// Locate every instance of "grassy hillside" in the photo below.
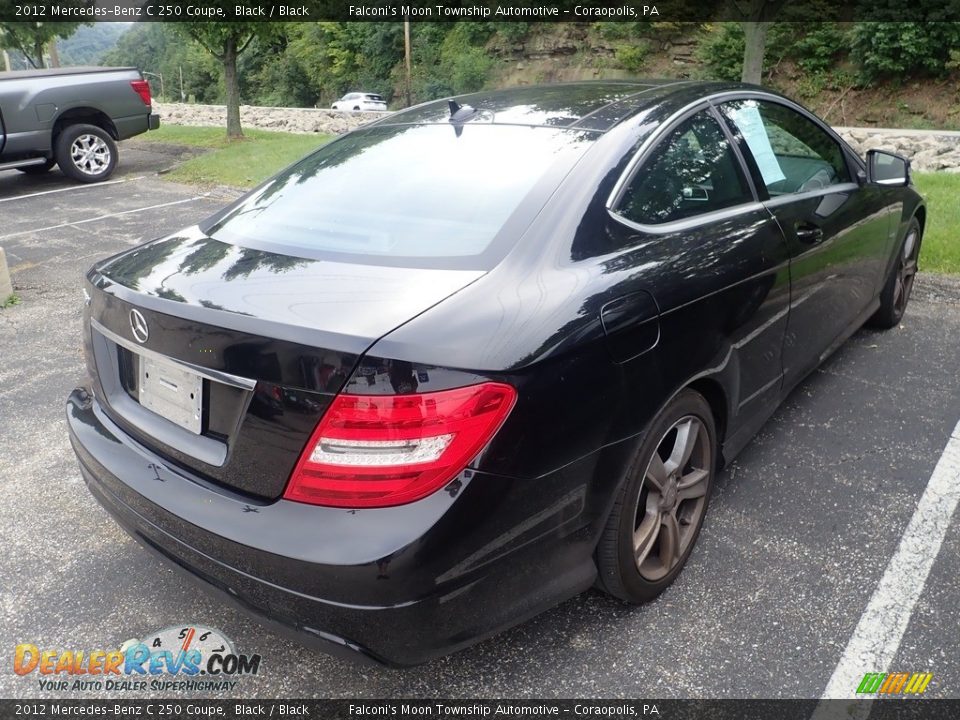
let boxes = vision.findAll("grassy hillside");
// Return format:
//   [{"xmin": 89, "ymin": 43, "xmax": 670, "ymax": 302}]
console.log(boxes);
[{"xmin": 480, "ymin": 24, "xmax": 960, "ymax": 130}]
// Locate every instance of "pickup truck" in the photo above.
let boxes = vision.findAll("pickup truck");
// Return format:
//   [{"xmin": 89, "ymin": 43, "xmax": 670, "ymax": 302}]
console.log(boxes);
[{"xmin": 0, "ymin": 66, "xmax": 160, "ymax": 183}]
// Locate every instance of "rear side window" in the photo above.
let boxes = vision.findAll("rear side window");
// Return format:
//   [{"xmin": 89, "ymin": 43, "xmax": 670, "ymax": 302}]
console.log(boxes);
[
  {"xmin": 209, "ymin": 124, "xmax": 595, "ymax": 268},
  {"xmin": 720, "ymin": 99, "xmax": 850, "ymax": 195},
  {"xmin": 615, "ymin": 110, "xmax": 752, "ymax": 226}
]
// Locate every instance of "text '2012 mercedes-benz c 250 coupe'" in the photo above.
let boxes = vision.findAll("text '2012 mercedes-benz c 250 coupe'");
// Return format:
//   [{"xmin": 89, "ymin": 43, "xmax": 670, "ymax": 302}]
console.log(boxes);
[{"xmin": 67, "ymin": 82, "xmax": 925, "ymax": 666}]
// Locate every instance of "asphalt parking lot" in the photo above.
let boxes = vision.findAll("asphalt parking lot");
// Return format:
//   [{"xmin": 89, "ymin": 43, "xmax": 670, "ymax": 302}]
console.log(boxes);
[{"xmin": 1, "ymin": 149, "xmax": 959, "ymax": 701}]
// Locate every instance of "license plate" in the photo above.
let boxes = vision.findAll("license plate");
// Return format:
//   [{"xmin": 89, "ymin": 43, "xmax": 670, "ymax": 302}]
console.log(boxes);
[{"xmin": 138, "ymin": 355, "xmax": 203, "ymax": 434}]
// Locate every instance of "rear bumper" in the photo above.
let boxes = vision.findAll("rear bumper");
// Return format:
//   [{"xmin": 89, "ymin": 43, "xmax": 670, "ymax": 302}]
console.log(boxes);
[
  {"xmin": 113, "ymin": 113, "xmax": 159, "ymax": 140},
  {"xmin": 66, "ymin": 387, "xmax": 598, "ymax": 666}
]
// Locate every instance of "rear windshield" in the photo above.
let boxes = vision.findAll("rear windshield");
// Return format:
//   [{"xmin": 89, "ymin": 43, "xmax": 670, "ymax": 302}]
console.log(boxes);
[
  {"xmin": 366, "ymin": 94, "xmax": 385, "ymax": 101},
  {"xmin": 207, "ymin": 124, "xmax": 596, "ymax": 269}
]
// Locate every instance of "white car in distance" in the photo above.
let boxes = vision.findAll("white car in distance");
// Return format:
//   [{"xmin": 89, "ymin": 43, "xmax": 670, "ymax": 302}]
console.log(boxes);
[{"xmin": 331, "ymin": 92, "xmax": 388, "ymax": 112}]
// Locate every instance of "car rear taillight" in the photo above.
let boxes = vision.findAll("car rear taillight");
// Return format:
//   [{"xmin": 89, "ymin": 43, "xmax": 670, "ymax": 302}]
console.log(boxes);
[
  {"xmin": 130, "ymin": 80, "xmax": 151, "ymax": 106},
  {"xmin": 284, "ymin": 382, "xmax": 516, "ymax": 508}
]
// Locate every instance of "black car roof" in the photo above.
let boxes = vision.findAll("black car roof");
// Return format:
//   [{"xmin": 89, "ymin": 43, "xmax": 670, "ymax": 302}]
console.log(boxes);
[{"xmin": 374, "ymin": 80, "xmax": 753, "ymax": 133}]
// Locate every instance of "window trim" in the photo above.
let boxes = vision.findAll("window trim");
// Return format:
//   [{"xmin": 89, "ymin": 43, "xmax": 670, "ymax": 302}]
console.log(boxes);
[
  {"xmin": 761, "ymin": 182, "xmax": 861, "ymax": 209},
  {"xmin": 608, "ymin": 199, "xmax": 767, "ymax": 236},
  {"xmin": 606, "ymin": 101, "xmax": 759, "ymax": 227}
]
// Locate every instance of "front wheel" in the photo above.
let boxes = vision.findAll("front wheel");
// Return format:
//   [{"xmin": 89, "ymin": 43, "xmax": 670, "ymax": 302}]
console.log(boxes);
[
  {"xmin": 55, "ymin": 124, "xmax": 118, "ymax": 183},
  {"xmin": 596, "ymin": 389, "xmax": 716, "ymax": 603},
  {"xmin": 868, "ymin": 217, "xmax": 921, "ymax": 329}
]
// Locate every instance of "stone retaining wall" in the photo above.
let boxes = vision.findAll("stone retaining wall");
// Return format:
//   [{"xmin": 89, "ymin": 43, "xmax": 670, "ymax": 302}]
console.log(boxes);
[
  {"xmin": 839, "ymin": 129, "xmax": 960, "ymax": 173},
  {"xmin": 154, "ymin": 102, "xmax": 387, "ymax": 136},
  {"xmin": 154, "ymin": 102, "xmax": 960, "ymax": 172}
]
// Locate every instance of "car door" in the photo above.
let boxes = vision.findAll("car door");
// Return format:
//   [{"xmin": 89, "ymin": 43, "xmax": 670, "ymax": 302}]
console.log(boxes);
[
  {"xmin": 605, "ymin": 107, "xmax": 792, "ymax": 435},
  {"xmin": 715, "ymin": 96, "xmax": 893, "ymax": 389}
]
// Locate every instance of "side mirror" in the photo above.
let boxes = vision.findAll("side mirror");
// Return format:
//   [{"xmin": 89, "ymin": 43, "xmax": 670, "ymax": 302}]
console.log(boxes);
[{"xmin": 866, "ymin": 149, "xmax": 910, "ymax": 187}]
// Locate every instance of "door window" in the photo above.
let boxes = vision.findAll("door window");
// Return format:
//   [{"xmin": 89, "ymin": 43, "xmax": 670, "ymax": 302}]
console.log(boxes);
[
  {"xmin": 615, "ymin": 110, "xmax": 752, "ymax": 226},
  {"xmin": 720, "ymin": 99, "xmax": 850, "ymax": 196}
]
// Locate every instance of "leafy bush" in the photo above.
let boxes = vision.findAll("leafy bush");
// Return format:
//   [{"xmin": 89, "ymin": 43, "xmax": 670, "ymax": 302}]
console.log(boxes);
[
  {"xmin": 439, "ymin": 25, "xmax": 493, "ymax": 93},
  {"xmin": 795, "ymin": 69, "xmax": 858, "ymax": 101},
  {"xmin": 788, "ymin": 24, "xmax": 849, "ymax": 73},
  {"xmin": 695, "ymin": 23, "xmax": 744, "ymax": 81},
  {"xmin": 696, "ymin": 21, "xmax": 851, "ymax": 83},
  {"xmin": 615, "ymin": 40, "xmax": 651, "ymax": 74},
  {"xmin": 244, "ymin": 49, "xmax": 318, "ymax": 108},
  {"xmin": 851, "ymin": 22, "xmax": 960, "ymax": 79},
  {"xmin": 949, "ymin": 49, "xmax": 960, "ymax": 72}
]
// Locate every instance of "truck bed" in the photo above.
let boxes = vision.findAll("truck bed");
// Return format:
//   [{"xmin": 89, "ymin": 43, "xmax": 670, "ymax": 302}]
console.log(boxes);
[{"xmin": 0, "ymin": 67, "xmax": 139, "ymax": 81}]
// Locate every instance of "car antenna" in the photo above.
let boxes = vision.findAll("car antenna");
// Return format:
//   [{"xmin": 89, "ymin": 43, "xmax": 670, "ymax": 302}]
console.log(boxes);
[
  {"xmin": 447, "ymin": 99, "xmax": 479, "ymax": 137},
  {"xmin": 447, "ymin": 99, "xmax": 479, "ymax": 123}
]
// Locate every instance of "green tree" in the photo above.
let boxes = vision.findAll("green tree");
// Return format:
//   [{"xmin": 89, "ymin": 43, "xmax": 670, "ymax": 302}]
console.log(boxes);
[
  {"xmin": 102, "ymin": 23, "xmax": 219, "ymax": 103},
  {"xmin": 0, "ymin": 8, "xmax": 86, "ymax": 68},
  {"xmin": 287, "ymin": 22, "xmax": 403, "ymax": 106},
  {"xmin": 243, "ymin": 39, "xmax": 318, "ymax": 108},
  {"xmin": 174, "ymin": 23, "xmax": 278, "ymax": 138}
]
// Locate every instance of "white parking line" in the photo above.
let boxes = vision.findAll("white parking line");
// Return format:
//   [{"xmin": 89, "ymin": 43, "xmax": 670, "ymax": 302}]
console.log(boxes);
[
  {"xmin": 0, "ymin": 196, "xmax": 207, "ymax": 241},
  {"xmin": 0, "ymin": 176, "xmax": 144, "ymax": 204},
  {"xmin": 812, "ymin": 418, "xmax": 960, "ymax": 715}
]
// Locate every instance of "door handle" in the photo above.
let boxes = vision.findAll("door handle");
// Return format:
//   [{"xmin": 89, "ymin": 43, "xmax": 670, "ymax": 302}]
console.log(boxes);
[{"xmin": 796, "ymin": 223, "xmax": 824, "ymax": 244}]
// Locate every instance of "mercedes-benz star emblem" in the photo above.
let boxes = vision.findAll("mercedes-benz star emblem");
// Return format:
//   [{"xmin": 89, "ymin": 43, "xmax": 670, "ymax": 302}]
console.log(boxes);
[{"xmin": 129, "ymin": 309, "xmax": 149, "ymax": 344}]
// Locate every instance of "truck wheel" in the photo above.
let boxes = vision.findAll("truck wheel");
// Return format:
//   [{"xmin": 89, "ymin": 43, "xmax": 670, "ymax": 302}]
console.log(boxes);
[
  {"xmin": 17, "ymin": 159, "xmax": 56, "ymax": 175},
  {"xmin": 55, "ymin": 124, "xmax": 118, "ymax": 183}
]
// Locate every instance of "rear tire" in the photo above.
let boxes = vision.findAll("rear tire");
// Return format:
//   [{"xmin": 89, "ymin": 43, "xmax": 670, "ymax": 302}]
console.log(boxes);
[
  {"xmin": 596, "ymin": 390, "xmax": 716, "ymax": 603},
  {"xmin": 868, "ymin": 217, "xmax": 921, "ymax": 330},
  {"xmin": 55, "ymin": 124, "xmax": 118, "ymax": 183},
  {"xmin": 17, "ymin": 159, "xmax": 56, "ymax": 175}
]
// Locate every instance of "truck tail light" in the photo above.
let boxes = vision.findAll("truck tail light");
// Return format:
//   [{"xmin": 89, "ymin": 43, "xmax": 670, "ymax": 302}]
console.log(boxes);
[
  {"xmin": 130, "ymin": 80, "xmax": 152, "ymax": 106},
  {"xmin": 284, "ymin": 382, "xmax": 516, "ymax": 508}
]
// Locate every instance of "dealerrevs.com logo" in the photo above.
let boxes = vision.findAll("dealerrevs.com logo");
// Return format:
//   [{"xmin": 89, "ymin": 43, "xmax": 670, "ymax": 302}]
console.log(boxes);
[{"xmin": 14, "ymin": 625, "xmax": 261, "ymax": 692}]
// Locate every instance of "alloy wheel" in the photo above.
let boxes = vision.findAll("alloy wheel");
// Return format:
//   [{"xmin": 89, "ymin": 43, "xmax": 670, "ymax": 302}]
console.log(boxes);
[
  {"xmin": 633, "ymin": 415, "xmax": 712, "ymax": 582},
  {"xmin": 893, "ymin": 228, "xmax": 920, "ymax": 317},
  {"xmin": 70, "ymin": 134, "xmax": 111, "ymax": 176}
]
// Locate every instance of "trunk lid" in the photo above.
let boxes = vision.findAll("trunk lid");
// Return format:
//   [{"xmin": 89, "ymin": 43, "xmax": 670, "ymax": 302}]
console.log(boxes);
[{"xmin": 84, "ymin": 230, "xmax": 483, "ymax": 500}]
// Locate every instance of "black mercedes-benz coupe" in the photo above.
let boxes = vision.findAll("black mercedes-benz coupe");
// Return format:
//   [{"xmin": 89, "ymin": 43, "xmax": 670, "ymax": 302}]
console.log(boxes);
[{"xmin": 67, "ymin": 81, "xmax": 925, "ymax": 666}]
